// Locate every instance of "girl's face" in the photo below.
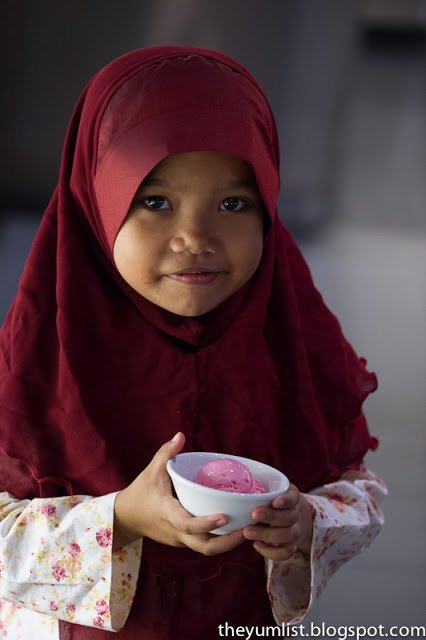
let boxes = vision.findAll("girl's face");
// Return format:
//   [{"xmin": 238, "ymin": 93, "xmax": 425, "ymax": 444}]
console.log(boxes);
[{"xmin": 113, "ymin": 151, "xmax": 265, "ymax": 317}]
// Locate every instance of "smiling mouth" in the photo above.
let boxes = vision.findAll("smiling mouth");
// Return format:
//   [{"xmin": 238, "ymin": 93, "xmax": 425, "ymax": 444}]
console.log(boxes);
[{"xmin": 167, "ymin": 272, "xmax": 221, "ymax": 285}]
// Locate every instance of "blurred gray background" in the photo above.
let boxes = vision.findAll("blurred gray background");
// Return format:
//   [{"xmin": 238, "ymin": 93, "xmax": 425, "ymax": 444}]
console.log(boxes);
[{"xmin": 1, "ymin": 0, "xmax": 425, "ymax": 635}]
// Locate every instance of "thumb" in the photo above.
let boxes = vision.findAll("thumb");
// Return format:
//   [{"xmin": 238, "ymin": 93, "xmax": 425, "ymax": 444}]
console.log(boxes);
[
  {"xmin": 168, "ymin": 431, "xmax": 185, "ymax": 456},
  {"xmin": 151, "ymin": 432, "xmax": 186, "ymax": 471}
]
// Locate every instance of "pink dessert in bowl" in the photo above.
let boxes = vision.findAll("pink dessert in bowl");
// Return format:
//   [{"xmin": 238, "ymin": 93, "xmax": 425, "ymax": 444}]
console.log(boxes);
[
  {"xmin": 166, "ymin": 452, "xmax": 289, "ymax": 534},
  {"xmin": 195, "ymin": 458, "xmax": 265, "ymax": 494}
]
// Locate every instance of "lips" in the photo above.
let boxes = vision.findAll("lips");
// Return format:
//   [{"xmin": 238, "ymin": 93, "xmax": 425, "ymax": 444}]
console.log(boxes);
[
  {"xmin": 169, "ymin": 266, "xmax": 222, "ymax": 274},
  {"xmin": 165, "ymin": 264, "xmax": 226, "ymax": 285},
  {"xmin": 167, "ymin": 271, "xmax": 221, "ymax": 285}
]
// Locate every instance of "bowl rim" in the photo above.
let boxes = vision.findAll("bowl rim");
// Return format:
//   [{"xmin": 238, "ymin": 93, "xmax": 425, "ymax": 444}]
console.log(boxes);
[{"xmin": 166, "ymin": 451, "xmax": 289, "ymax": 498}]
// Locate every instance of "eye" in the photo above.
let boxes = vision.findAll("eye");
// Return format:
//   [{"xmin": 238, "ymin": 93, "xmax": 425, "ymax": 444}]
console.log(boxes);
[
  {"xmin": 142, "ymin": 195, "xmax": 171, "ymax": 210},
  {"xmin": 219, "ymin": 197, "xmax": 247, "ymax": 212}
]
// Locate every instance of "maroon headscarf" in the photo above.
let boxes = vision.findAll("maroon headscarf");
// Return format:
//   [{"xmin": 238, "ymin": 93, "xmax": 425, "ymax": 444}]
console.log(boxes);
[{"xmin": 0, "ymin": 46, "xmax": 377, "ymax": 638}]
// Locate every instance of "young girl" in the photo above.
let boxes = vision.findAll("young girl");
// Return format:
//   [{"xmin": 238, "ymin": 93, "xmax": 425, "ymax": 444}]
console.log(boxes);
[{"xmin": 0, "ymin": 46, "xmax": 386, "ymax": 639}]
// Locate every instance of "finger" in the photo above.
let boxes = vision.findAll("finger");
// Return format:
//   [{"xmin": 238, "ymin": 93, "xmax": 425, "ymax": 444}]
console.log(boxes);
[
  {"xmin": 186, "ymin": 529, "xmax": 245, "ymax": 557},
  {"xmin": 251, "ymin": 504, "xmax": 299, "ymax": 527},
  {"xmin": 243, "ymin": 523, "xmax": 299, "ymax": 547},
  {"xmin": 150, "ymin": 432, "xmax": 186, "ymax": 473},
  {"xmin": 166, "ymin": 498, "xmax": 245, "ymax": 555},
  {"xmin": 168, "ymin": 431, "xmax": 186, "ymax": 456},
  {"xmin": 252, "ymin": 540, "xmax": 298, "ymax": 562},
  {"xmin": 166, "ymin": 498, "xmax": 229, "ymax": 536},
  {"xmin": 271, "ymin": 484, "xmax": 299, "ymax": 510}
]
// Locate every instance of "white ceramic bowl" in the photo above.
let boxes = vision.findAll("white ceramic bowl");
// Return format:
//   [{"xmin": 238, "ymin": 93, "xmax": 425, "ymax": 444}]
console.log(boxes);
[{"xmin": 166, "ymin": 451, "xmax": 289, "ymax": 535}]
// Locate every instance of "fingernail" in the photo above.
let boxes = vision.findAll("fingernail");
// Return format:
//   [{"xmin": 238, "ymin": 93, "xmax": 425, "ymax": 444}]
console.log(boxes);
[
  {"xmin": 215, "ymin": 518, "xmax": 226, "ymax": 527},
  {"xmin": 171, "ymin": 433, "xmax": 180, "ymax": 443}
]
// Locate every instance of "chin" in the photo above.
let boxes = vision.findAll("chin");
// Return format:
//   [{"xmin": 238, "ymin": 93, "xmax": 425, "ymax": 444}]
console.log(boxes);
[
  {"xmin": 166, "ymin": 299, "xmax": 221, "ymax": 318},
  {"xmin": 169, "ymin": 305, "xmax": 215, "ymax": 318}
]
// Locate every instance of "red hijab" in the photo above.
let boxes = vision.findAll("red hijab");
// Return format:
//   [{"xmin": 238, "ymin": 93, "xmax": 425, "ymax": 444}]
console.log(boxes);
[{"xmin": 0, "ymin": 46, "xmax": 377, "ymax": 638}]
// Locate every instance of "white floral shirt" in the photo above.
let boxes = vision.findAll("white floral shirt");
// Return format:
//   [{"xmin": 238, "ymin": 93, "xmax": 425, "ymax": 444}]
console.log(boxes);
[
  {"xmin": 267, "ymin": 472, "xmax": 387, "ymax": 622},
  {"xmin": 0, "ymin": 473, "xmax": 387, "ymax": 638}
]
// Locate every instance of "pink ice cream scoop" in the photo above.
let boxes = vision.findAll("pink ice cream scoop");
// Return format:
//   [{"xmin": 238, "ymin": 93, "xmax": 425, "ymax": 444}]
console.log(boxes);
[{"xmin": 194, "ymin": 458, "xmax": 265, "ymax": 494}]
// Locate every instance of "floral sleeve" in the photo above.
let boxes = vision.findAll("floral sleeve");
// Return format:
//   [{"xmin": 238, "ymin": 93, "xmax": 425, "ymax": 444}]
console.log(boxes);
[
  {"xmin": 267, "ymin": 470, "xmax": 388, "ymax": 623},
  {"xmin": 0, "ymin": 491, "xmax": 142, "ymax": 637}
]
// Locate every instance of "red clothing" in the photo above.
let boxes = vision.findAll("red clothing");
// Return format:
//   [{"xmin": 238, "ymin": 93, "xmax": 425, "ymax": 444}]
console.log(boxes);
[{"xmin": 0, "ymin": 46, "xmax": 377, "ymax": 638}]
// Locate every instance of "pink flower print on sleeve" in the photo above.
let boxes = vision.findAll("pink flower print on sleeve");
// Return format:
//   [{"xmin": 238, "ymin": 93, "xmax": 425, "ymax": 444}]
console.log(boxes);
[
  {"xmin": 49, "ymin": 601, "xmax": 58, "ymax": 611},
  {"xmin": 95, "ymin": 598, "xmax": 110, "ymax": 615},
  {"xmin": 68, "ymin": 542, "xmax": 81, "ymax": 557},
  {"xmin": 96, "ymin": 527, "xmax": 112, "ymax": 548},
  {"xmin": 52, "ymin": 562, "xmax": 67, "ymax": 582},
  {"xmin": 65, "ymin": 602, "xmax": 77, "ymax": 621},
  {"xmin": 120, "ymin": 572, "xmax": 133, "ymax": 588},
  {"xmin": 67, "ymin": 496, "xmax": 83, "ymax": 509},
  {"xmin": 41, "ymin": 503, "xmax": 57, "ymax": 518},
  {"xmin": 93, "ymin": 615, "xmax": 105, "ymax": 628}
]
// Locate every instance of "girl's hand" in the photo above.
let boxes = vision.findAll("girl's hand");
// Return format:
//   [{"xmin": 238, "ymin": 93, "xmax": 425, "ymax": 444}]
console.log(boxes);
[
  {"xmin": 242, "ymin": 484, "xmax": 313, "ymax": 561},
  {"xmin": 113, "ymin": 432, "xmax": 245, "ymax": 555}
]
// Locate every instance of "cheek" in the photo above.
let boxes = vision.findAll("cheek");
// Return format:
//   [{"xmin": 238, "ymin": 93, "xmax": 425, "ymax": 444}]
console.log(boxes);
[
  {"xmin": 249, "ymin": 241, "xmax": 264, "ymax": 275},
  {"xmin": 228, "ymin": 235, "xmax": 263, "ymax": 282},
  {"xmin": 113, "ymin": 224, "xmax": 156, "ymax": 285},
  {"xmin": 240, "ymin": 224, "xmax": 264, "ymax": 272}
]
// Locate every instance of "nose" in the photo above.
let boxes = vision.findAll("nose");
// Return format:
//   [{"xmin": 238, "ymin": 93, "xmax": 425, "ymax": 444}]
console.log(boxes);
[{"xmin": 169, "ymin": 208, "xmax": 216, "ymax": 255}]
